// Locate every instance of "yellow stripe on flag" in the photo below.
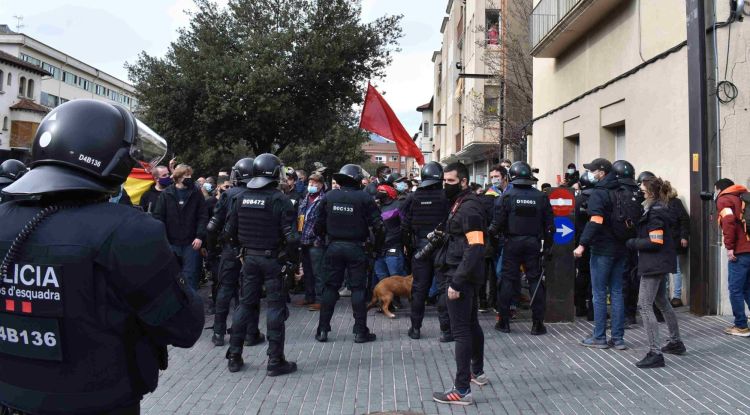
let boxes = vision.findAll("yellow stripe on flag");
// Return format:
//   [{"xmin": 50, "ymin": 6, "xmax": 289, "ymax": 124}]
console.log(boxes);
[{"xmin": 124, "ymin": 168, "xmax": 154, "ymax": 205}]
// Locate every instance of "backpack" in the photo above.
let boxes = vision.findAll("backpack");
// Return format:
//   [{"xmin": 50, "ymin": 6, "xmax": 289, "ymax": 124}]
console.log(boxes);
[
  {"xmin": 740, "ymin": 192, "xmax": 750, "ymax": 238},
  {"xmin": 609, "ymin": 185, "xmax": 643, "ymax": 241}
]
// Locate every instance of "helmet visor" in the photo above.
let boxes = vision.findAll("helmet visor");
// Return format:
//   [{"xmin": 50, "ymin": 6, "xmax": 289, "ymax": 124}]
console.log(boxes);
[{"xmin": 130, "ymin": 119, "xmax": 167, "ymax": 173}]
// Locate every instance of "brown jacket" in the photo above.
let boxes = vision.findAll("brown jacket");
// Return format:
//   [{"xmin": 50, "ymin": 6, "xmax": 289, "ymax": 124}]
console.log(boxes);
[{"xmin": 717, "ymin": 185, "xmax": 750, "ymax": 254}]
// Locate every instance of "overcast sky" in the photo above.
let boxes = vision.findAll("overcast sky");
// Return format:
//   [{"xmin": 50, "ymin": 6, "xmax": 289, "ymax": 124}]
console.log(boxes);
[{"xmin": 0, "ymin": 0, "xmax": 444, "ymax": 134}]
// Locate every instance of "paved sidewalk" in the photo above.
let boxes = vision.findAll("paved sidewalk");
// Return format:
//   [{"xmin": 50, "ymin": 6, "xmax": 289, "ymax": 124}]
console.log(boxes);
[{"xmin": 142, "ymin": 297, "xmax": 750, "ymax": 415}]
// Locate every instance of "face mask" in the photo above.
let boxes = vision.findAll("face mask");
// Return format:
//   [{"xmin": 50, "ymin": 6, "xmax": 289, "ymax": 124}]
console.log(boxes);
[
  {"xmin": 203, "ymin": 183, "xmax": 214, "ymax": 193},
  {"xmin": 491, "ymin": 177, "xmax": 501, "ymax": 186},
  {"xmin": 307, "ymin": 185, "xmax": 319, "ymax": 194},
  {"xmin": 444, "ymin": 182, "xmax": 462, "ymax": 200},
  {"xmin": 157, "ymin": 177, "xmax": 173, "ymax": 187},
  {"xmin": 182, "ymin": 177, "xmax": 194, "ymax": 188},
  {"xmin": 586, "ymin": 171, "xmax": 599, "ymax": 184},
  {"xmin": 295, "ymin": 181, "xmax": 306, "ymax": 193},
  {"xmin": 396, "ymin": 182, "xmax": 408, "ymax": 193},
  {"xmin": 567, "ymin": 169, "xmax": 575, "ymax": 175}
]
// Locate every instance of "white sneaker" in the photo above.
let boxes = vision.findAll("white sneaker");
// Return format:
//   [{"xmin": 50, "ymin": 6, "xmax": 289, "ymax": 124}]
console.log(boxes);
[{"xmin": 338, "ymin": 287, "xmax": 351, "ymax": 297}]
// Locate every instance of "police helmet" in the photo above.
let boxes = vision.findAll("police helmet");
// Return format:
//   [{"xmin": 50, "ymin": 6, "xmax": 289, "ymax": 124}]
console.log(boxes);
[
  {"xmin": 384, "ymin": 172, "xmax": 404, "ymax": 186},
  {"xmin": 419, "ymin": 162, "xmax": 443, "ymax": 188},
  {"xmin": 248, "ymin": 153, "xmax": 282, "ymax": 189},
  {"xmin": 333, "ymin": 164, "xmax": 365, "ymax": 188},
  {"xmin": 637, "ymin": 171, "xmax": 656, "ymax": 185},
  {"xmin": 3, "ymin": 100, "xmax": 167, "ymax": 196},
  {"xmin": 508, "ymin": 161, "xmax": 538, "ymax": 186},
  {"xmin": 0, "ymin": 159, "xmax": 27, "ymax": 185},
  {"xmin": 578, "ymin": 169, "xmax": 594, "ymax": 189},
  {"xmin": 231, "ymin": 157, "xmax": 254, "ymax": 185},
  {"xmin": 613, "ymin": 160, "xmax": 637, "ymax": 186}
]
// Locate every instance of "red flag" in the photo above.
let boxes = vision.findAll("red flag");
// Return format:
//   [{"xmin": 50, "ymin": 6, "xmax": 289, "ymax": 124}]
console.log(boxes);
[{"xmin": 359, "ymin": 83, "xmax": 425, "ymax": 165}]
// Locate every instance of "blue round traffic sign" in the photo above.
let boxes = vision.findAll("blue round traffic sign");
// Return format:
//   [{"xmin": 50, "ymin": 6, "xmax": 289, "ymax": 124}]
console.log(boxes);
[{"xmin": 553, "ymin": 216, "xmax": 575, "ymax": 245}]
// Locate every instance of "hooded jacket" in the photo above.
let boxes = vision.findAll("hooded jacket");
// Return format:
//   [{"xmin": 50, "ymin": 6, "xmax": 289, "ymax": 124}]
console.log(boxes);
[
  {"xmin": 153, "ymin": 184, "xmax": 209, "ymax": 245},
  {"xmin": 716, "ymin": 185, "xmax": 750, "ymax": 255},
  {"xmin": 579, "ymin": 172, "xmax": 627, "ymax": 256}
]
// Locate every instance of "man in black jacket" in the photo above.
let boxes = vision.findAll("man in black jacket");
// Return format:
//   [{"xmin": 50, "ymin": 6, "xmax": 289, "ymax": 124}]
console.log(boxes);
[
  {"xmin": 154, "ymin": 164, "xmax": 209, "ymax": 291},
  {"xmin": 432, "ymin": 162, "xmax": 487, "ymax": 406},
  {"xmin": 139, "ymin": 165, "xmax": 171, "ymax": 213}
]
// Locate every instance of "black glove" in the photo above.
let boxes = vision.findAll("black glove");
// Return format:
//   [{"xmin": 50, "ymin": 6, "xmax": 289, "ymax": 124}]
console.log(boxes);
[{"xmin": 625, "ymin": 238, "xmax": 637, "ymax": 250}]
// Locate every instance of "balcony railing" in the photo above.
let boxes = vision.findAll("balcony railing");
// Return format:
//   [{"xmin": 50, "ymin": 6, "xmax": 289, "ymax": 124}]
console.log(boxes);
[{"xmin": 530, "ymin": 0, "xmax": 582, "ymax": 48}]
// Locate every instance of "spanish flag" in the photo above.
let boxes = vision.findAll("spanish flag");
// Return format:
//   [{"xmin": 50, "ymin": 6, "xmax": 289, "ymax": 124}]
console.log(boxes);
[{"xmin": 124, "ymin": 168, "xmax": 154, "ymax": 206}]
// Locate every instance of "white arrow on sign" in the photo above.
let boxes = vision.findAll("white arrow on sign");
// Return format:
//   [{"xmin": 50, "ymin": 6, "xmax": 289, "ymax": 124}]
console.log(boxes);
[
  {"xmin": 550, "ymin": 198, "xmax": 573, "ymax": 206},
  {"xmin": 556, "ymin": 223, "xmax": 573, "ymax": 237}
]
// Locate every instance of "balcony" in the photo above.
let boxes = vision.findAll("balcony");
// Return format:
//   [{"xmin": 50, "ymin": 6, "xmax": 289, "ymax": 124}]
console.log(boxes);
[{"xmin": 530, "ymin": 0, "xmax": 625, "ymax": 58}]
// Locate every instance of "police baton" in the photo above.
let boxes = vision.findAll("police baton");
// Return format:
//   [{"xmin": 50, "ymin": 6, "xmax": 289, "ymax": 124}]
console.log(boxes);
[{"xmin": 529, "ymin": 241, "xmax": 547, "ymax": 307}]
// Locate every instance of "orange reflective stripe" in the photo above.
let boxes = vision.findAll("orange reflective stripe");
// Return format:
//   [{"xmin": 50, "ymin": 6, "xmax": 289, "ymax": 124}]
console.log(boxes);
[
  {"xmin": 649, "ymin": 229, "xmax": 664, "ymax": 245},
  {"xmin": 720, "ymin": 207, "xmax": 734, "ymax": 218},
  {"xmin": 590, "ymin": 215, "xmax": 604, "ymax": 224},
  {"xmin": 465, "ymin": 231, "xmax": 484, "ymax": 245}
]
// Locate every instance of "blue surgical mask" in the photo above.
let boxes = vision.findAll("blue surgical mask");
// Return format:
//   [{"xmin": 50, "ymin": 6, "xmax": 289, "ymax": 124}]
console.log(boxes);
[
  {"xmin": 567, "ymin": 169, "xmax": 575, "ymax": 175},
  {"xmin": 307, "ymin": 185, "xmax": 319, "ymax": 194},
  {"xmin": 586, "ymin": 171, "xmax": 599, "ymax": 184},
  {"xmin": 491, "ymin": 177, "xmax": 501, "ymax": 186},
  {"xmin": 203, "ymin": 183, "xmax": 214, "ymax": 193},
  {"xmin": 396, "ymin": 182, "xmax": 408, "ymax": 193}
]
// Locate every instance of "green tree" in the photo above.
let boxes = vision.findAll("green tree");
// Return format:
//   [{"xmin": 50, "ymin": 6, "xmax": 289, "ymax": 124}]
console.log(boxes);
[{"xmin": 127, "ymin": 0, "xmax": 402, "ymax": 175}]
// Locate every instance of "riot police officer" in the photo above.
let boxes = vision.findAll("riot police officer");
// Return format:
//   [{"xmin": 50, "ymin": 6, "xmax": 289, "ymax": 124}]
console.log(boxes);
[
  {"xmin": 403, "ymin": 162, "xmax": 451, "ymax": 340},
  {"xmin": 431, "ymin": 162, "xmax": 486, "ymax": 406},
  {"xmin": 315, "ymin": 164, "xmax": 384, "ymax": 343},
  {"xmin": 0, "ymin": 159, "xmax": 27, "ymax": 204},
  {"xmin": 0, "ymin": 99, "xmax": 204, "ymax": 414},
  {"xmin": 224, "ymin": 154, "xmax": 298, "ymax": 376},
  {"xmin": 492, "ymin": 161, "xmax": 554, "ymax": 335},
  {"xmin": 207, "ymin": 157, "xmax": 265, "ymax": 347},
  {"xmin": 575, "ymin": 172, "xmax": 595, "ymax": 320}
]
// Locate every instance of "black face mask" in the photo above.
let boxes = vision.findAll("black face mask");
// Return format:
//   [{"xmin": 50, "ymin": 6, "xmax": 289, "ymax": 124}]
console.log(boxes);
[
  {"xmin": 444, "ymin": 182, "xmax": 462, "ymax": 200},
  {"xmin": 182, "ymin": 178, "xmax": 194, "ymax": 188}
]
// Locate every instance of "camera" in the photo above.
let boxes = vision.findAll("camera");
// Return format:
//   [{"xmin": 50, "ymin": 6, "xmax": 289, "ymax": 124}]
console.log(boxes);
[{"xmin": 414, "ymin": 230, "xmax": 446, "ymax": 260}]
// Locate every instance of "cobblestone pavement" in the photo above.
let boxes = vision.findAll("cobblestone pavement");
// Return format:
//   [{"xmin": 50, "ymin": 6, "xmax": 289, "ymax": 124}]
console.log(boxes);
[{"xmin": 142, "ymin": 294, "xmax": 750, "ymax": 415}]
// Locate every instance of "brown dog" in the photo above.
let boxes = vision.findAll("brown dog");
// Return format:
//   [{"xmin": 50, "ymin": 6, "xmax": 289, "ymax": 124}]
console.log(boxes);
[{"xmin": 367, "ymin": 275, "xmax": 413, "ymax": 319}]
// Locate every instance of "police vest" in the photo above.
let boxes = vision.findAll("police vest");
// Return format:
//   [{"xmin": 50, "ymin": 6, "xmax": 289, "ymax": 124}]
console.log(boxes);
[
  {"xmin": 410, "ymin": 188, "xmax": 448, "ymax": 233},
  {"xmin": 237, "ymin": 189, "xmax": 283, "ymax": 250},
  {"xmin": 0, "ymin": 203, "xmax": 164, "ymax": 414},
  {"xmin": 506, "ymin": 187, "xmax": 545, "ymax": 237},
  {"xmin": 325, "ymin": 189, "xmax": 369, "ymax": 242}
]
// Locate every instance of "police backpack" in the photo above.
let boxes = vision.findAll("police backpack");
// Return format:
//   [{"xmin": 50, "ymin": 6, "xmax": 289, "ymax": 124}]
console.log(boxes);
[{"xmin": 609, "ymin": 185, "xmax": 643, "ymax": 241}]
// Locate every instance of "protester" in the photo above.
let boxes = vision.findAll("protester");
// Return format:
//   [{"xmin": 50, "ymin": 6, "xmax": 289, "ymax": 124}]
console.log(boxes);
[
  {"xmin": 666, "ymin": 183, "xmax": 690, "ymax": 307},
  {"xmin": 140, "ymin": 165, "xmax": 171, "ymax": 213},
  {"xmin": 478, "ymin": 164, "xmax": 507, "ymax": 313},
  {"xmin": 626, "ymin": 176, "xmax": 685, "ymax": 368},
  {"xmin": 153, "ymin": 163, "xmax": 209, "ymax": 290},
  {"xmin": 575, "ymin": 158, "xmax": 627, "ymax": 350},
  {"xmin": 296, "ymin": 173, "xmax": 327, "ymax": 310},
  {"xmin": 284, "ymin": 167, "xmax": 303, "ymax": 206},
  {"xmin": 373, "ymin": 183, "xmax": 406, "ymax": 284},
  {"xmin": 715, "ymin": 178, "xmax": 750, "ymax": 337},
  {"xmin": 563, "ymin": 163, "xmax": 580, "ymax": 187}
]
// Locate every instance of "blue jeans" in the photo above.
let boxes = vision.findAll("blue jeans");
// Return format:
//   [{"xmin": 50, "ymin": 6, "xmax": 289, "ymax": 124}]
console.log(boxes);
[
  {"xmin": 171, "ymin": 244, "xmax": 201, "ymax": 291},
  {"xmin": 666, "ymin": 258, "xmax": 683, "ymax": 299},
  {"xmin": 590, "ymin": 254, "xmax": 626, "ymax": 342},
  {"xmin": 373, "ymin": 252, "xmax": 406, "ymax": 284},
  {"xmin": 728, "ymin": 253, "xmax": 750, "ymax": 328}
]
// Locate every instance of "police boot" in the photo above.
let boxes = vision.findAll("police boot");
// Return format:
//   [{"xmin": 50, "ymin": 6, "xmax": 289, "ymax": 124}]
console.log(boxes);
[
  {"xmin": 439, "ymin": 330, "xmax": 454, "ymax": 343},
  {"xmin": 531, "ymin": 320, "xmax": 547, "ymax": 335},
  {"xmin": 408, "ymin": 327, "xmax": 420, "ymax": 340},
  {"xmin": 245, "ymin": 332, "xmax": 266, "ymax": 347},
  {"xmin": 315, "ymin": 328, "xmax": 328, "ymax": 343},
  {"xmin": 226, "ymin": 350, "xmax": 244, "ymax": 373},
  {"xmin": 211, "ymin": 333, "xmax": 225, "ymax": 347},
  {"xmin": 495, "ymin": 316, "xmax": 510, "ymax": 333},
  {"xmin": 267, "ymin": 356, "xmax": 298, "ymax": 377},
  {"xmin": 354, "ymin": 331, "xmax": 377, "ymax": 343}
]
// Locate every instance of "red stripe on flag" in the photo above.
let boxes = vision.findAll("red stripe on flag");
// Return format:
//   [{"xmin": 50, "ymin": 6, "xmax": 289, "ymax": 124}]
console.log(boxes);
[
  {"xmin": 5, "ymin": 299, "xmax": 14, "ymax": 312},
  {"xmin": 21, "ymin": 302, "xmax": 31, "ymax": 314}
]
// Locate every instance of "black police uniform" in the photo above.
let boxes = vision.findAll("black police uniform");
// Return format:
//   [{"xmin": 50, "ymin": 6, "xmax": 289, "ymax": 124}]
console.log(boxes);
[
  {"xmin": 443, "ymin": 188, "xmax": 486, "ymax": 392},
  {"xmin": 0, "ymin": 159, "xmax": 27, "ymax": 205},
  {"xmin": 402, "ymin": 184, "xmax": 450, "ymax": 334},
  {"xmin": 225, "ymin": 185, "xmax": 297, "ymax": 370},
  {"xmin": 574, "ymin": 186, "xmax": 594, "ymax": 319},
  {"xmin": 316, "ymin": 186, "xmax": 383, "ymax": 341},
  {"xmin": 478, "ymin": 187, "xmax": 502, "ymax": 311},
  {"xmin": 620, "ymin": 180, "xmax": 644, "ymax": 322},
  {"xmin": 495, "ymin": 185, "xmax": 554, "ymax": 331},
  {"xmin": 209, "ymin": 185, "xmax": 262, "ymax": 345}
]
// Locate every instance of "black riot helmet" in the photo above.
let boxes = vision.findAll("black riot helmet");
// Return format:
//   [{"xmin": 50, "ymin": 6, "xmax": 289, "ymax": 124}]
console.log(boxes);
[
  {"xmin": 508, "ymin": 161, "xmax": 538, "ymax": 186},
  {"xmin": 384, "ymin": 172, "xmax": 403, "ymax": 186},
  {"xmin": 333, "ymin": 164, "xmax": 365, "ymax": 188},
  {"xmin": 0, "ymin": 159, "xmax": 27, "ymax": 185},
  {"xmin": 637, "ymin": 170, "xmax": 656, "ymax": 185},
  {"xmin": 231, "ymin": 157, "xmax": 254, "ymax": 185},
  {"xmin": 613, "ymin": 160, "xmax": 637, "ymax": 186},
  {"xmin": 578, "ymin": 169, "xmax": 594, "ymax": 189},
  {"xmin": 3, "ymin": 100, "xmax": 167, "ymax": 196},
  {"xmin": 419, "ymin": 162, "xmax": 443, "ymax": 188},
  {"xmin": 248, "ymin": 153, "xmax": 282, "ymax": 189}
]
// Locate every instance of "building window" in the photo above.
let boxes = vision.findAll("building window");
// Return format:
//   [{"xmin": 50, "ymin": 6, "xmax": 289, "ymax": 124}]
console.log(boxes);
[
  {"xmin": 390, "ymin": 155, "xmax": 399, "ymax": 162},
  {"xmin": 614, "ymin": 125, "xmax": 626, "ymax": 160},
  {"xmin": 26, "ymin": 79, "xmax": 34, "ymax": 98},
  {"xmin": 2, "ymin": 116, "xmax": 7, "ymax": 131},
  {"xmin": 18, "ymin": 76, "xmax": 26, "ymax": 96},
  {"xmin": 63, "ymin": 71, "xmax": 77, "ymax": 86},
  {"xmin": 0, "ymin": 70, "xmax": 3, "ymax": 92},
  {"xmin": 401, "ymin": 156, "xmax": 406, "ymax": 162},
  {"xmin": 41, "ymin": 63, "xmax": 61, "ymax": 80},
  {"xmin": 60, "ymin": 98, "xmax": 69, "ymax": 104},
  {"xmin": 6, "ymin": 72, "xmax": 11, "ymax": 86},
  {"xmin": 95, "ymin": 84, "xmax": 107, "ymax": 96},
  {"xmin": 374, "ymin": 155, "xmax": 386, "ymax": 163},
  {"xmin": 41, "ymin": 92, "xmax": 59, "ymax": 108},
  {"xmin": 423, "ymin": 121, "xmax": 429, "ymax": 138},
  {"xmin": 484, "ymin": 85, "xmax": 500, "ymax": 115},
  {"xmin": 486, "ymin": 10, "xmax": 501, "ymax": 45},
  {"xmin": 20, "ymin": 53, "xmax": 42, "ymax": 67},
  {"xmin": 563, "ymin": 134, "xmax": 580, "ymax": 170}
]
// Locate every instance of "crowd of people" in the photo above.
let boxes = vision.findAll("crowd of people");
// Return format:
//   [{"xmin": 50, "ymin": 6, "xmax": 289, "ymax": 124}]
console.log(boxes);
[{"xmin": 0, "ymin": 100, "xmax": 749, "ymax": 412}]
